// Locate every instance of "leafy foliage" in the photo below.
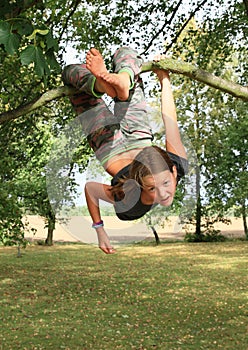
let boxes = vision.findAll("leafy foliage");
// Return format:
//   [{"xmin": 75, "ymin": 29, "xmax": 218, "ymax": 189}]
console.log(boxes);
[{"xmin": 0, "ymin": 0, "xmax": 60, "ymax": 78}]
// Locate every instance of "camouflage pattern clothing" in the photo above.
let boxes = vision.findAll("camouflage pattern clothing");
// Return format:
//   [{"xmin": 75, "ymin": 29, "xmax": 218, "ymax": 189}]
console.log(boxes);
[{"xmin": 62, "ymin": 47, "xmax": 153, "ymax": 166}]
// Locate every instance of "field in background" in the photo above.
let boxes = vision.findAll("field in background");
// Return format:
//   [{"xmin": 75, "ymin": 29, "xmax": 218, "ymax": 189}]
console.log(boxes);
[{"xmin": 24, "ymin": 215, "xmax": 246, "ymax": 245}]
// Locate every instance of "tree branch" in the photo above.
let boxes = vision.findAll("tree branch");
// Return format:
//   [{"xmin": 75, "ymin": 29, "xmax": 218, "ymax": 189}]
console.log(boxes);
[
  {"xmin": 1, "ymin": 59, "xmax": 247, "ymax": 124},
  {"xmin": 142, "ymin": 59, "xmax": 248, "ymax": 101},
  {"xmin": 164, "ymin": 0, "xmax": 209, "ymax": 53},
  {"xmin": 0, "ymin": 86, "xmax": 77, "ymax": 124},
  {"xmin": 141, "ymin": 0, "xmax": 183, "ymax": 55},
  {"xmin": 56, "ymin": 0, "xmax": 81, "ymax": 43},
  {"xmin": 243, "ymin": 0, "xmax": 248, "ymax": 16}
]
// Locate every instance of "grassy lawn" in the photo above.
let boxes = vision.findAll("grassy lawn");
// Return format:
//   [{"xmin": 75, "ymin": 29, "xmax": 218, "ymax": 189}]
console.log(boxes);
[{"xmin": 0, "ymin": 241, "xmax": 247, "ymax": 350}]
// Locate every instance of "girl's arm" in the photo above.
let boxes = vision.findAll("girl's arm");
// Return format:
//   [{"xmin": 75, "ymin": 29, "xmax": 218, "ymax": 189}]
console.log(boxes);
[
  {"xmin": 84, "ymin": 181, "xmax": 114, "ymax": 223},
  {"xmin": 84, "ymin": 182, "xmax": 116, "ymax": 254},
  {"xmin": 154, "ymin": 63, "xmax": 187, "ymax": 159}
]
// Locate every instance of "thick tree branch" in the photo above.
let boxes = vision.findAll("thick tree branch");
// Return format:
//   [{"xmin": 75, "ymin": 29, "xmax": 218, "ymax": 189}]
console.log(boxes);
[
  {"xmin": 142, "ymin": 59, "xmax": 248, "ymax": 101},
  {"xmin": 0, "ymin": 86, "xmax": 77, "ymax": 124},
  {"xmin": 0, "ymin": 59, "xmax": 247, "ymax": 124}
]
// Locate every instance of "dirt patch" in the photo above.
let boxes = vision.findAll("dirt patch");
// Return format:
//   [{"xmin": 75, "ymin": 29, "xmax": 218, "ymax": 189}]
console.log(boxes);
[{"xmin": 24, "ymin": 215, "xmax": 246, "ymax": 244}]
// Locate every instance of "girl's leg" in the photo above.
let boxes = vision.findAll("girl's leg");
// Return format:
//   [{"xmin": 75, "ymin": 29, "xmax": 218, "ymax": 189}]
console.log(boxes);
[
  {"xmin": 62, "ymin": 64, "xmax": 119, "ymax": 157},
  {"xmin": 112, "ymin": 46, "xmax": 143, "ymax": 81},
  {"xmin": 112, "ymin": 47, "xmax": 153, "ymax": 144}
]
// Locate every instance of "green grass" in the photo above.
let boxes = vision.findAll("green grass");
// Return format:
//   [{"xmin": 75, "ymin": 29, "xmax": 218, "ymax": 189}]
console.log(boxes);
[{"xmin": 0, "ymin": 241, "xmax": 247, "ymax": 350}]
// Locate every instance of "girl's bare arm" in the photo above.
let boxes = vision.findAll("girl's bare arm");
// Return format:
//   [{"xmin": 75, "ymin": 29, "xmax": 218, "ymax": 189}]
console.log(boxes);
[
  {"xmin": 154, "ymin": 59, "xmax": 187, "ymax": 159},
  {"xmin": 85, "ymin": 182, "xmax": 116, "ymax": 254},
  {"xmin": 84, "ymin": 182, "xmax": 114, "ymax": 223}
]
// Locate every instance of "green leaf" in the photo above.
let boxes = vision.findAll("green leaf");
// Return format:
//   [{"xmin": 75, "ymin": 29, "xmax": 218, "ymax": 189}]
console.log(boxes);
[
  {"xmin": 20, "ymin": 45, "xmax": 36, "ymax": 65},
  {"xmin": 46, "ymin": 49, "xmax": 61, "ymax": 72},
  {"xmin": 0, "ymin": 21, "xmax": 20, "ymax": 54},
  {"xmin": 20, "ymin": 45, "xmax": 50, "ymax": 77},
  {"xmin": 5, "ymin": 33, "xmax": 20, "ymax": 54},
  {"xmin": 13, "ymin": 20, "xmax": 33, "ymax": 36},
  {"xmin": 34, "ymin": 47, "xmax": 50, "ymax": 76},
  {"xmin": 0, "ymin": 21, "xmax": 10, "ymax": 42},
  {"xmin": 45, "ymin": 31, "xmax": 58, "ymax": 51}
]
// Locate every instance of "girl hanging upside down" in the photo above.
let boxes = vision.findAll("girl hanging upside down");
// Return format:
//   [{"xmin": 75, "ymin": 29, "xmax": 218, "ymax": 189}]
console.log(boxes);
[{"xmin": 62, "ymin": 46, "xmax": 188, "ymax": 254}]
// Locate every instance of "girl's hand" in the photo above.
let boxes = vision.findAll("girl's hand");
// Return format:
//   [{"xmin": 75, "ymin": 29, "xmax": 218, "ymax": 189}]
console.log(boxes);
[
  {"xmin": 153, "ymin": 54, "xmax": 170, "ymax": 83},
  {"xmin": 96, "ymin": 226, "xmax": 116, "ymax": 254},
  {"xmin": 153, "ymin": 54, "xmax": 167, "ymax": 62},
  {"xmin": 154, "ymin": 69, "xmax": 170, "ymax": 83}
]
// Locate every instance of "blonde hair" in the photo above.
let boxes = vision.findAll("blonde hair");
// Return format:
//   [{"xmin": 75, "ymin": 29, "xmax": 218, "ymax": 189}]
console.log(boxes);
[{"xmin": 111, "ymin": 146, "xmax": 174, "ymax": 198}]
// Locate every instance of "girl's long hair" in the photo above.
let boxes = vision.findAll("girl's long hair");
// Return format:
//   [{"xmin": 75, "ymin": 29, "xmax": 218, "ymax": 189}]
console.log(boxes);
[{"xmin": 111, "ymin": 146, "xmax": 174, "ymax": 199}]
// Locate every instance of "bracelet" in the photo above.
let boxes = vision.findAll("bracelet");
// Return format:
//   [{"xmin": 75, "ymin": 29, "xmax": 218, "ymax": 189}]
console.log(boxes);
[{"xmin": 92, "ymin": 220, "xmax": 104, "ymax": 229}]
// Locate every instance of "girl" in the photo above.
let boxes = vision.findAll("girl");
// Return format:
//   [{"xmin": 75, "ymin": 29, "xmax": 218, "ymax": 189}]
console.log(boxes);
[{"xmin": 62, "ymin": 47, "xmax": 188, "ymax": 254}]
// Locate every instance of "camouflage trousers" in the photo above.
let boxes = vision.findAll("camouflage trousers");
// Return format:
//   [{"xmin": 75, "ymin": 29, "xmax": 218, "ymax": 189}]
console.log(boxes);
[{"xmin": 63, "ymin": 47, "xmax": 153, "ymax": 166}]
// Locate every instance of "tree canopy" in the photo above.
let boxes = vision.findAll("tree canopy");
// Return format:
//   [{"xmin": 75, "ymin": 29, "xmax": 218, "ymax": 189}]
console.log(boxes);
[{"xmin": 0, "ymin": 0, "xmax": 248, "ymax": 123}]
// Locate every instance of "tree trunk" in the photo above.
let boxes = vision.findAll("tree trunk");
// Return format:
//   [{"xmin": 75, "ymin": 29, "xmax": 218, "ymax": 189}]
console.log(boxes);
[
  {"xmin": 151, "ymin": 226, "xmax": 160, "ymax": 245},
  {"xmin": 45, "ymin": 212, "xmax": 56, "ymax": 246},
  {"xmin": 241, "ymin": 200, "xmax": 248, "ymax": 240},
  {"xmin": 195, "ymin": 166, "xmax": 202, "ymax": 239},
  {"xmin": 194, "ymin": 96, "xmax": 203, "ymax": 241},
  {"xmin": 45, "ymin": 226, "xmax": 54, "ymax": 246},
  {"xmin": 195, "ymin": 196, "xmax": 202, "ymax": 239},
  {"xmin": 17, "ymin": 245, "xmax": 22, "ymax": 258}
]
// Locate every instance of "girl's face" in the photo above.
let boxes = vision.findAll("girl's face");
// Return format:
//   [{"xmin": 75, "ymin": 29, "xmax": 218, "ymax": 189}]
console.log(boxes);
[{"xmin": 141, "ymin": 167, "xmax": 177, "ymax": 206}]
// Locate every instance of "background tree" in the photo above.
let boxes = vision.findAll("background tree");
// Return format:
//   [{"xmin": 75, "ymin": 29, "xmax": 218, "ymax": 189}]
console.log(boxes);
[
  {"xmin": 172, "ymin": 6, "xmax": 247, "ymax": 239},
  {"xmin": 147, "ymin": 9, "xmax": 247, "ymax": 240},
  {"xmin": 205, "ymin": 98, "xmax": 248, "ymax": 239}
]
